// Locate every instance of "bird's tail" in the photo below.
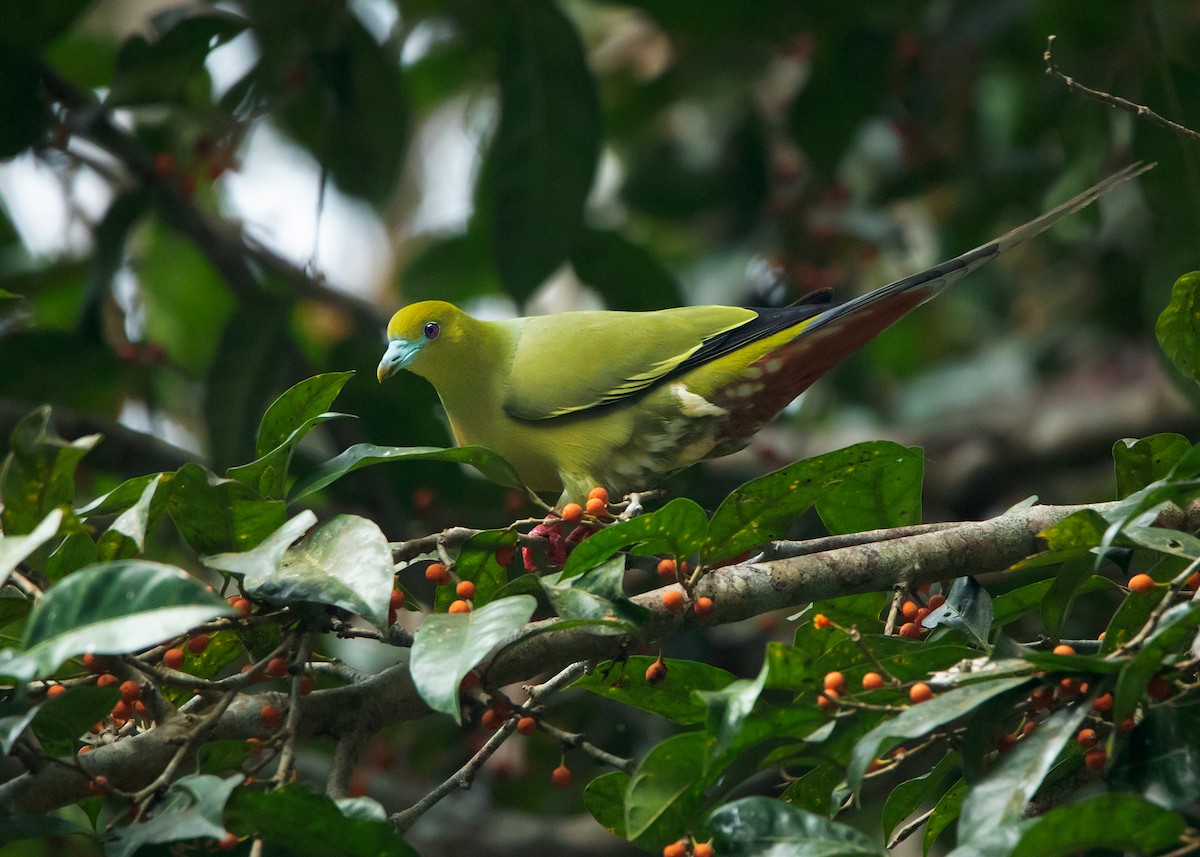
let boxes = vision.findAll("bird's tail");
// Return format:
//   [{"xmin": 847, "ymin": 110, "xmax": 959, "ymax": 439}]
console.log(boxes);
[{"xmin": 804, "ymin": 160, "xmax": 1153, "ymax": 337}]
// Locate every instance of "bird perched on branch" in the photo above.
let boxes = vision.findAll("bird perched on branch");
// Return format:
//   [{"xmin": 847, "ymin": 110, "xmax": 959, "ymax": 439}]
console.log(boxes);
[{"xmin": 378, "ymin": 163, "xmax": 1149, "ymax": 504}]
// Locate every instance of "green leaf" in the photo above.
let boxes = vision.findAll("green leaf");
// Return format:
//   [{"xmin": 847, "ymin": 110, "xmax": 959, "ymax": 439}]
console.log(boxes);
[
  {"xmin": 77, "ymin": 473, "xmax": 162, "ymax": 518},
  {"xmin": 882, "ymin": 751, "xmax": 960, "ymax": 840},
  {"xmin": 848, "ymin": 677, "xmax": 1032, "ymax": 794},
  {"xmin": 1122, "ymin": 526, "xmax": 1200, "ymax": 559},
  {"xmin": 97, "ymin": 474, "xmax": 162, "ymax": 561},
  {"xmin": 229, "ymin": 413, "xmax": 347, "ymax": 501},
  {"xmin": 109, "ymin": 11, "xmax": 246, "ymax": 106},
  {"xmin": 399, "ymin": 230, "xmax": 500, "ymax": 304},
  {"xmin": 562, "ymin": 498, "xmax": 708, "ymax": 579},
  {"xmin": 1113, "ymin": 435, "xmax": 1193, "ymax": 498},
  {"xmin": 199, "ymin": 739, "xmax": 255, "ymax": 776},
  {"xmin": 409, "ymin": 595, "xmax": 537, "ymax": 722},
  {"xmin": 30, "ymin": 685, "xmax": 120, "ymax": 757},
  {"xmin": 108, "ymin": 774, "xmax": 242, "ymax": 857},
  {"xmin": 0, "ymin": 813, "xmax": 83, "ymax": 845},
  {"xmin": 1114, "ymin": 600, "xmax": 1200, "ymax": 722},
  {"xmin": 573, "ymin": 657, "xmax": 736, "ymax": 725},
  {"xmin": 1111, "ymin": 704, "xmax": 1200, "ymax": 809},
  {"xmin": 0, "ymin": 509, "xmax": 63, "ymax": 586},
  {"xmin": 1156, "ymin": 271, "xmax": 1200, "ymax": 386},
  {"xmin": 44, "ymin": 531, "xmax": 96, "ymax": 581},
  {"xmin": 584, "ymin": 771, "xmax": 630, "ymax": 838},
  {"xmin": 812, "ymin": 636, "xmax": 976, "ymax": 689},
  {"xmin": 570, "ymin": 227, "xmax": 682, "ymax": 312},
  {"xmin": 625, "ymin": 731, "xmax": 707, "ymax": 847},
  {"xmin": 1037, "ymin": 555, "xmax": 1104, "ymax": 637},
  {"xmin": 0, "ymin": 407, "xmax": 97, "ymax": 535},
  {"xmin": 1037, "ymin": 509, "xmax": 1107, "ymax": 551},
  {"xmin": 957, "ymin": 702, "xmax": 1090, "ymax": 856},
  {"xmin": 228, "ymin": 782, "xmax": 415, "ymax": 857},
  {"xmin": 816, "ymin": 446, "xmax": 923, "ymax": 534},
  {"xmin": 167, "ymin": 463, "xmax": 286, "ymax": 554},
  {"xmin": 703, "ymin": 442, "xmax": 918, "ymax": 563},
  {"xmin": 1011, "ymin": 793, "xmax": 1185, "ymax": 857},
  {"xmin": 939, "ymin": 576, "xmax": 993, "ymax": 649},
  {"xmin": 257, "ymin": 372, "xmax": 355, "ymax": 456},
  {"xmin": 708, "ymin": 796, "xmax": 885, "ymax": 857},
  {"xmin": 205, "ymin": 513, "xmax": 392, "ymax": 628},
  {"xmin": 433, "ymin": 529, "xmax": 517, "ymax": 611},
  {"xmin": 0, "ymin": 1, "xmax": 93, "ymax": 54},
  {"xmin": 289, "ymin": 443, "xmax": 525, "ymax": 502},
  {"xmin": 924, "ymin": 778, "xmax": 965, "ymax": 855},
  {"xmin": 779, "ymin": 764, "xmax": 844, "ymax": 816},
  {"xmin": 481, "ymin": 0, "xmax": 601, "ymax": 301},
  {"xmin": 541, "ymin": 555, "xmax": 650, "ymax": 631},
  {"xmin": 21, "ymin": 560, "xmax": 232, "ymax": 676}
]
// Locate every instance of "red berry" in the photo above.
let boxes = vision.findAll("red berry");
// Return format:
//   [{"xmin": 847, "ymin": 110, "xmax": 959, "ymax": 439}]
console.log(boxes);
[
  {"xmin": 1030, "ymin": 688, "xmax": 1054, "ymax": 710},
  {"xmin": 217, "ymin": 833, "xmax": 239, "ymax": 851},
  {"xmin": 645, "ymin": 659, "xmax": 668, "ymax": 685},
  {"xmin": 656, "ymin": 558, "xmax": 677, "ymax": 578},
  {"xmin": 817, "ymin": 693, "xmax": 837, "ymax": 712},
  {"xmin": 96, "ymin": 673, "xmax": 118, "ymax": 688},
  {"xmin": 266, "ymin": 657, "xmax": 288, "ymax": 678},
  {"xmin": 1084, "ymin": 748, "xmax": 1107, "ymax": 771},
  {"xmin": 1128, "ymin": 573, "xmax": 1155, "ymax": 594},
  {"xmin": 862, "ymin": 672, "xmax": 884, "ymax": 690},
  {"xmin": 460, "ymin": 672, "xmax": 481, "ymax": 692},
  {"xmin": 1147, "ymin": 676, "xmax": 1172, "ymax": 701},
  {"xmin": 551, "ymin": 764, "xmax": 572, "ymax": 788},
  {"xmin": 1077, "ymin": 728, "xmax": 1098, "ymax": 749},
  {"xmin": 187, "ymin": 634, "xmax": 211, "ymax": 655},
  {"xmin": 561, "ymin": 503, "xmax": 584, "ymax": 523},
  {"xmin": 83, "ymin": 653, "xmax": 106, "ymax": 674},
  {"xmin": 88, "ymin": 775, "xmax": 108, "ymax": 796},
  {"xmin": 1118, "ymin": 717, "xmax": 1136, "ymax": 733},
  {"xmin": 119, "ymin": 681, "xmax": 140, "ymax": 704},
  {"xmin": 927, "ymin": 593, "xmax": 946, "ymax": 610},
  {"xmin": 1186, "ymin": 572, "xmax": 1200, "ymax": 593},
  {"xmin": 1093, "ymin": 693, "xmax": 1113, "ymax": 714},
  {"xmin": 134, "ymin": 701, "xmax": 149, "ymax": 718},
  {"xmin": 449, "ymin": 600, "xmax": 471, "ymax": 613},
  {"xmin": 915, "ymin": 607, "xmax": 931, "ymax": 623},
  {"xmin": 1022, "ymin": 720, "xmax": 1038, "ymax": 737},
  {"xmin": 693, "ymin": 596, "xmax": 714, "ymax": 616},
  {"xmin": 661, "ymin": 589, "xmax": 685, "ymax": 611},
  {"xmin": 899, "ymin": 622, "xmax": 922, "ymax": 639},
  {"xmin": 909, "ymin": 682, "xmax": 933, "ymax": 703},
  {"xmin": 996, "ymin": 733, "xmax": 1017, "ymax": 753},
  {"xmin": 823, "ymin": 671, "xmax": 845, "ymax": 693},
  {"xmin": 480, "ymin": 708, "xmax": 503, "ymax": 731},
  {"xmin": 517, "ymin": 716, "xmax": 537, "ymax": 736},
  {"xmin": 813, "ymin": 614, "xmax": 831, "ymax": 630},
  {"xmin": 425, "ymin": 563, "xmax": 451, "ymax": 585},
  {"xmin": 112, "ymin": 700, "xmax": 132, "ymax": 721},
  {"xmin": 494, "ymin": 546, "xmax": 516, "ymax": 567},
  {"xmin": 455, "ymin": 580, "xmax": 475, "ymax": 599},
  {"xmin": 152, "ymin": 152, "xmax": 177, "ymax": 176},
  {"xmin": 228, "ymin": 597, "xmax": 252, "ymax": 617},
  {"xmin": 259, "ymin": 704, "xmax": 283, "ymax": 730},
  {"xmin": 389, "ymin": 589, "xmax": 405, "ymax": 610},
  {"xmin": 300, "ymin": 674, "xmax": 314, "ymax": 695},
  {"xmin": 47, "ymin": 684, "xmax": 66, "ymax": 698}
]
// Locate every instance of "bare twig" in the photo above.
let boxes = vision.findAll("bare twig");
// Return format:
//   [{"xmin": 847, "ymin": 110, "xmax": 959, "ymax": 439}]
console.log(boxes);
[
  {"xmin": 272, "ymin": 632, "xmax": 313, "ymax": 786},
  {"xmin": 132, "ymin": 691, "xmax": 237, "ymax": 803},
  {"xmin": 327, "ymin": 729, "xmax": 367, "ymax": 799},
  {"xmin": 534, "ymin": 719, "xmax": 635, "ymax": 775},
  {"xmin": 1044, "ymin": 35, "xmax": 1200, "ymax": 143}
]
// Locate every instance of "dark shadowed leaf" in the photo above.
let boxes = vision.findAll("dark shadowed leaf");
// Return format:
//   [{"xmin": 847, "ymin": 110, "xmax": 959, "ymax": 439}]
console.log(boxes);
[
  {"xmin": 0, "ymin": 509, "xmax": 63, "ymax": 586},
  {"xmin": 882, "ymin": 751, "xmax": 960, "ymax": 840},
  {"xmin": 571, "ymin": 227, "xmax": 682, "ymax": 311},
  {"xmin": 1114, "ymin": 600, "xmax": 1200, "ymax": 722},
  {"xmin": 31, "ymin": 685, "xmax": 120, "ymax": 756},
  {"xmin": 584, "ymin": 770, "xmax": 630, "ymax": 838},
  {"xmin": 708, "ymin": 796, "xmax": 884, "ymax": 857},
  {"xmin": 168, "ymin": 463, "xmax": 286, "ymax": 554},
  {"xmin": 625, "ymin": 731, "xmax": 707, "ymax": 848},
  {"xmin": 1010, "ymin": 793, "xmax": 1184, "ymax": 857},
  {"xmin": 1156, "ymin": 271, "xmax": 1200, "ymax": 386},
  {"xmin": 1111, "ymin": 704, "xmax": 1200, "ymax": 808},
  {"xmin": 938, "ymin": 576, "xmax": 992, "ymax": 648},
  {"xmin": 779, "ymin": 764, "xmax": 844, "ymax": 816},
  {"xmin": 108, "ymin": 773, "xmax": 241, "ymax": 857},
  {"xmin": 574, "ymin": 657, "xmax": 736, "ymax": 725},
  {"xmin": 410, "ymin": 595, "xmax": 536, "ymax": 722},
  {"xmin": 540, "ymin": 556, "xmax": 650, "ymax": 632},
  {"xmin": 0, "ymin": 407, "xmax": 97, "ymax": 535},
  {"xmin": 1113, "ymin": 434, "xmax": 1192, "ymax": 498}
]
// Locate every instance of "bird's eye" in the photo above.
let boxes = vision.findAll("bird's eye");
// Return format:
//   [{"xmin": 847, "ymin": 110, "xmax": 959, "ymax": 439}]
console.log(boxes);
[{"xmin": 423, "ymin": 321, "xmax": 440, "ymax": 340}]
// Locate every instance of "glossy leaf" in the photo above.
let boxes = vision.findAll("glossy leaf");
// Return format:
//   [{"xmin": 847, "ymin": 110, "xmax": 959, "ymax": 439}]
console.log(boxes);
[
  {"xmin": 699, "ymin": 659, "xmax": 769, "ymax": 772},
  {"xmin": 540, "ymin": 556, "xmax": 650, "ymax": 632},
  {"xmin": 30, "ymin": 685, "xmax": 120, "ymax": 757},
  {"xmin": 938, "ymin": 576, "xmax": 992, "ymax": 649},
  {"xmin": 625, "ymin": 731, "xmax": 707, "ymax": 847},
  {"xmin": 409, "ymin": 595, "xmax": 536, "ymax": 722},
  {"xmin": 97, "ymin": 474, "xmax": 162, "ymax": 561},
  {"xmin": 229, "ymin": 413, "xmax": 347, "ymax": 501},
  {"xmin": 0, "ymin": 406, "xmax": 97, "ymax": 535},
  {"xmin": 1037, "ymin": 509, "xmax": 1106, "ymax": 551},
  {"xmin": 1113, "ymin": 434, "xmax": 1192, "ymax": 498},
  {"xmin": 289, "ymin": 443, "xmax": 525, "ymax": 502},
  {"xmin": 108, "ymin": 774, "xmax": 241, "ymax": 857},
  {"xmin": 1011, "ymin": 793, "xmax": 1184, "ymax": 857},
  {"xmin": 584, "ymin": 771, "xmax": 630, "ymax": 838},
  {"xmin": 256, "ymin": 372, "xmax": 355, "ymax": 456},
  {"xmin": 779, "ymin": 764, "xmax": 844, "ymax": 816},
  {"xmin": 708, "ymin": 796, "xmax": 884, "ymax": 857},
  {"xmin": 1156, "ymin": 271, "xmax": 1200, "ymax": 386},
  {"xmin": 433, "ymin": 529, "xmax": 517, "ymax": 611},
  {"xmin": 562, "ymin": 498, "xmax": 708, "ymax": 579},
  {"xmin": 882, "ymin": 751, "xmax": 960, "ymax": 840},
  {"xmin": 923, "ymin": 778, "xmax": 965, "ymax": 855},
  {"xmin": 573, "ymin": 657, "xmax": 736, "ymax": 725},
  {"xmin": 0, "ymin": 509, "xmax": 62, "ymax": 586},
  {"xmin": 815, "ymin": 446, "xmax": 923, "ymax": 534},
  {"xmin": 1037, "ymin": 555, "xmax": 1105, "ymax": 636},
  {"xmin": 1110, "ymin": 704, "xmax": 1200, "ymax": 808},
  {"xmin": 21, "ymin": 560, "xmax": 232, "ymax": 676},
  {"xmin": 1114, "ymin": 600, "xmax": 1200, "ymax": 722},
  {"xmin": 76, "ymin": 473, "xmax": 161, "ymax": 518},
  {"xmin": 1122, "ymin": 525, "xmax": 1200, "ymax": 559},
  {"xmin": 167, "ymin": 463, "xmax": 286, "ymax": 554}
]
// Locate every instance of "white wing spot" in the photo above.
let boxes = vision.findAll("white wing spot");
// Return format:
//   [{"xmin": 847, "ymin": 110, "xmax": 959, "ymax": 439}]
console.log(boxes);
[
  {"xmin": 673, "ymin": 383, "xmax": 726, "ymax": 417},
  {"xmin": 765, "ymin": 358, "xmax": 783, "ymax": 374},
  {"xmin": 744, "ymin": 367, "xmax": 763, "ymax": 380}
]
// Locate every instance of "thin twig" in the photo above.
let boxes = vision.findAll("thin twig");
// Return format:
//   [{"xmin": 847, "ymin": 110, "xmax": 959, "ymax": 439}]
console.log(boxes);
[
  {"xmin": 848, "ymin": 625, "xmax": 899, "ymax": 685},
  {"xmin": 7, "ymin": 571, "xmax": 43, "ymax": 600},
  {"xmin": 1044, "ymin": 35, "xmax": 1200, "ymax": 143},
  {"xmin": 133, "ymin": 690, "xmax": 238, "ymax": 803},
  {"xmin": 534, "ymin": 719, "xmax": 635, "ymax": 775},
  {"xmin": 765, "ymin": 521, "xmax": 965, "ymax": 560},
  {"xmin": 327, "ymin": 729, "xmax": 366, "ymax": 799},
  {"xmin": 1109, "ymin": 556, "xmax": 1200, "ymax": 656},
  {"xmin": 271, "ymin": 631, "xmax": 313, "ymax": 786}
]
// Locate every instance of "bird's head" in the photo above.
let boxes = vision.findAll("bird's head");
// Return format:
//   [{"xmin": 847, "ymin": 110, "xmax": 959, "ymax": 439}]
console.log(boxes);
[{"xmin": 377, "ymin": 300, "xmax": 469, "ymax": 382}]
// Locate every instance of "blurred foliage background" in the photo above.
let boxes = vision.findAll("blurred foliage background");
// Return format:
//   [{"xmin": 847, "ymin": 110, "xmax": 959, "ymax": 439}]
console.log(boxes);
[{"xmin": 2, "ymin": 2, "xmax": 1200, "ymax": 853}]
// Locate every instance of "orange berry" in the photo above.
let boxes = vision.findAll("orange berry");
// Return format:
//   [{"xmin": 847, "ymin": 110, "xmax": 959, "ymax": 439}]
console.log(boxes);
[
  {"xmin": 228, "ymin": 597, "xmax": 252, "ymax": 617},
  {"xmin": 1084, "ymin": 748, "xmax": 1107, "ymax": 772},
  {"xmin": 693, "ymin": 843, "xmax": 714, "ymax": 857},
  {"xmin": 78, "ymin": 744, "xmax": 92, "ymax": 754},
  {"xmin": 901, "ymin": 600, "xmax": 918, "ymax": 620},
  {"xmin": 561, "ymin": 503, "xmax": 584, "ymax": 523},
  {"xmin": 587, "ymin": 486, "xmax": 609, "ymax": 504},
  {"xmin": 585, "ymin": 497, "xmax": 607, "ymax": 517},
  {"xmin": 656, "ymin": 558, "xmax": 677, "ymax": 578},
  {"xmin": 645, "ymin": 658, "xmax": 668, "ymax": 685},
  {"xmin": 455, "ymin": 580, "xmax": 475, "ymax": 599},
  {"xmin": 909, "ymin": 682, "xmax": 933, "ymax": 703},
  {"xmin": 663, "ymin": 842, "xmax": 688, "ymax": 857},
  {"xmin": 1118, "ymin": 716, "xmax": 1136, "ymax": 733},
  {"xmin": 1147, "ymin": 675, "xmax": 1172, "ymax": 701},
  {"xmin": 862, "ymin": 672, "xmax": 884, "ymax": 690},
  {"xmin": 259, "ymin": 704, "xmax": 283, "ymax": 730},
  {"xmin": 134, "ymin": 701, "xmax": 149, "ymax": 718},
  {"xmin": 119, "ymin": 680, "xmax": 140, "ymax": 703},
  {"xmin": 217, "ymin": 833, "xmax": 239, "ymax": 851},
  {"xmin": 88, "ymin": 775, "xmax": 109, "ymax": 796},
  {"xmin": 480, "ymin": 708, "xmax": 503, "ymax": 730},
  {"xmin": 898, "ymin": 622, "xmax": 921, "ymax": 639},
  {"xmin": 300, "ymin": 674, "xmax": 314, "ymax": 695},
  {"xmin": 389, "ymin": 589, "xmax": 405, "ymax": 610},
  {"xmin": 1093, "ymin": 693, "xmax": 1113, "ymax": 714},
  {"xmin": 494, "ymin": 546, "xmax": 516, "ymax": 567},
  {"xmin": 1022, "ymin": 720, "xmax": 1038, "ymax": 737},
  {"xmin": 927, "ymin": 593, "xmax": 946, "ymax": 610},
  {"xmin": 551, "ymin": 764, "xmax": 572, "ymax": 788},
  {"xmin": 813, "ymin": 613, "xmax": 831, "ymax": 630},
  {"xmin": 1128, "ymin": 573, "xmax": 1155, "ymax": 594},
  {"xmin": 425, "ymin": 563, "xmax": 451, "ymax": 585},
  {"xmin": 1097, "ymin": 632, "xmax": 1105, "ymax": 641},
  {"xmin": 47, "ymin": 684, "xmax": 66, "ymax": 698},
  {"xmin": 449, "ymin": 600, "xmax": 471, "ymax": 614},
  {"xmin": 96, "ymin": 673, "xmax": 118, "ymax": 688},
  {"xmin": 1052, "ymin": 644, "xmax": 1076, "ymax": 656},
  {"xmin": 1059, "ymin": 677, "xmax": 1081, "ymax": 698},
  {"xmin": 915, "ymin": 607, "xmax": 931, "ymax": 623},
  {"xmin": 83, "ymin": 653, "xmax": 108, "ymax": 674},
  {"xmin": 1186, "ymin": 572, "xmax": 1200, "ymax": 593},
  {"xmin": 996, "ymin": 733, "xmax": 1017, "ymax": 753},
  {"xmin": 112, "ymin": 700, "xmax": 132, "ymax": 721},
  {"xmin": 460, "ymin": 671, "xmax": 481, "ymax": 692},
  {"xmin": 1077, "ymin": 728, "xmax": 1098, "ymax": 749},
  {"xmin": 693, "ymin": 596, "xmax": 714, "ymax": 615},
  {"xmin": 187, "ymin": 634, "xmax": 211, "ymax": 655},
  {"xmin": 661, "ymin": 589, "xmax": 685, "ymax": 611},
  {"xmin": 517, "ymin": 716, "xmax": 537, "ymax": 736},
  {"xmin": 817, "ymin": 693, "xmax": 838, "ymax": 712},
  {"xmin": 823, "ymin": 671, "xmax": 845, "ymax": 694},
  {"xmin": 266, "ymin": 657, "xmax": 288, "ymax": 678}
]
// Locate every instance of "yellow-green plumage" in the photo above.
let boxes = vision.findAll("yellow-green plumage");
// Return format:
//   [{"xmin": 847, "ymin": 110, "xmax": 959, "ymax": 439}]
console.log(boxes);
[{"xmin": 378, "ymin": 164, "xmax": 1150, "ymax": 503}]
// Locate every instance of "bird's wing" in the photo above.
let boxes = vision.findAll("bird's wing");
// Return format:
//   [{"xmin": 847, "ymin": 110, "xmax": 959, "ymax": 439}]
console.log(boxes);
[{"xmin": 502, "ymin": 305, "xmax": 824, "ymax": 420}]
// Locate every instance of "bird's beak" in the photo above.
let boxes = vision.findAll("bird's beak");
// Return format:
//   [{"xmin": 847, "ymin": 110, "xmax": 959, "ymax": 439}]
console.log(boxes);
[{"xmin": 377, "ymin": 338, "xmax": 423, "ymax": 382}]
